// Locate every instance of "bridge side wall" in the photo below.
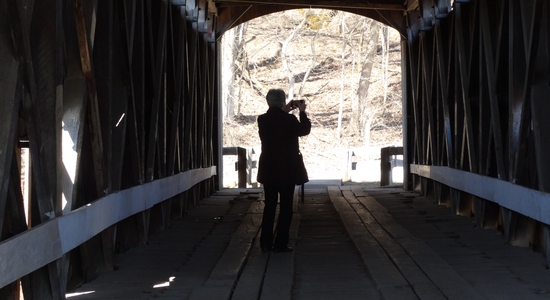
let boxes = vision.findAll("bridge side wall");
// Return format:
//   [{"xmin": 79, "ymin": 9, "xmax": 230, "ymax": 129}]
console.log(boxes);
[
  {"xmin": 404, "ymin": 0, "xmax": 550, "ymax": 264},
  {"xmin": 0, "ymin": 1, "xmax": 219, "ymax": 298}
]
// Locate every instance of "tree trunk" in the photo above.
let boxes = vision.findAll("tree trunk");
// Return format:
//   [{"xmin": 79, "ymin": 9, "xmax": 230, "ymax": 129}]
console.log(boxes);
[
  {"xmin": 298, "ymin": 29, "xmax": 320, "ymax": 99},
  {"xmin": 235, "ymin": 24, "xmax": 247, "ymax": 115},
  {"xmin": 354, "ymin": 20, "xmax": 380, "ymax": 136},
  {"xmin": 382, "ymin": 25, "xmax": 389, "ymax": 106},
  {"xmin": 221, "ymin": 28, "xmax": 236, "ymax": 119},
  {"xmin": 337, "ymin": 13, "xmax": 346, "ymax": 140}
]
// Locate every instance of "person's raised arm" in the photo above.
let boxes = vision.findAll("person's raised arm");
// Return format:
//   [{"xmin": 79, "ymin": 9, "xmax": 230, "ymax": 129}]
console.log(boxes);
[{"xmin": 296, "ymin": 103, "xmax": 311, "ymax": 136}]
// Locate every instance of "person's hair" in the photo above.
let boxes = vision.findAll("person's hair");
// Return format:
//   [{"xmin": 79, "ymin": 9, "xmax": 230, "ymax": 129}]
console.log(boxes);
[{"xmin": 266, "ymin": 89, "xmax": 286, "ymax": 108}]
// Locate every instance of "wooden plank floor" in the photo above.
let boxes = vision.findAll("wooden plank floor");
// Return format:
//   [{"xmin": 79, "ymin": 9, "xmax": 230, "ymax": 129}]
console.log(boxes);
[
  {"xmin": 292, "ymin": 186, "xmax": 379, "ymax": 300},
  {"xmin": 68, "ymin": 183, "xmax": 550, "ymax": 299}
]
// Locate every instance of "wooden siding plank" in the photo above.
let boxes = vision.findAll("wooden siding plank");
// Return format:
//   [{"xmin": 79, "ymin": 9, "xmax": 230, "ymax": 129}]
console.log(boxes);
[
  {"xmin": 407, "ymin": 37, "xmax": 422, "ymax": 165},
  {"xmin": 454, "ymin": 3, "xmax": 477, "ymax": 173},
  {"xmin": 145, "ymin": 0, "xmax": 169, "ymax": 182},
  {"xmin": 420, "ymin": 32, "xmax": 436, "ymax": 166},
  {"xmin": 29, "ymin": 0, "xmax": 63, "ymax": 222},
  {"xmin": 478, "ymin": 0, "xmax": 506, "ymax": 179},
  {"xmin": 401, "ymin": 41, "xmax": 412, "ymax": 189},
  {"xmin": 133, "ymin": 0, "xmax": 149, "ymax": 246},
  {"xmin": 93, "ymin": 0, "xmax": 120, "ymax": 272},
  {"xmin": 512, "ymin": 0, "xmax": 544, "ymax": 185},
  {"xmin": 529, "ymin": 6, "xmax": 550, "ymax": 192},
  {"xmin": 206, "ymin": 42, "xmax": 216, "ymax": 168},
  {"xmin": 434, "ymin": 23, "xmax": 454, "ymax": 167},
  {"xmin": 0, "ymin": 0, "xmax": 21, "ymax": 236},
  {"xmin": 109, "ymin": 8, "xmax": 130, "ymax": 192},
  {"xmin": 74, "ymin": 0, "xmax": 106, "ymax": 196},
  {"xmin": 8, "ymin": 0, "xmax": 56, "ymax": 226},
  {"xmin": 61, "ymin": 10, "xmax": 89, "ymax": 214},
  {"xmin": 122, "ymin": 0, "xmax": 146, "ymax": 185},
  {"xmin": 9, "ymin": 0, "xmax": 67, "ymax": 298},
  {"xmin": 166, "ymin": 6, "xmax": 185, "ymax": 176},
  {"xmin": 197, "ymin": 39, "xmax": 208, "ymax": 167},
  {"xmin": 507, "ymin": 0, "xmax": 531, "ymax": 182},
  {"xmin": 183, "ymin": 21, "xmax": 198, "ymax": 171}
]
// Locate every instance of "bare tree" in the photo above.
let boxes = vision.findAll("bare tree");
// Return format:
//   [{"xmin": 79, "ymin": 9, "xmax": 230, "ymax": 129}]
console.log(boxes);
[
  {"xmin": 221, "ymin": 9, "xmax": 403, "ymax": 179},
  {"xmin": 381, "ymin": 25, "xmax": 389, "ymax": 105},
  {"xmin": 221, "ymin": 24, "xmax": 248, "ymax": 120},
  {"xmin": 221, "ymin": 27, "xmax": 236, "ymax": 119},
  {"xmin": 234, "ymin": 24, "xmax": 248, "ymax": 115},
  {"xmin": 279, "ymin": 13, "xmax": 309, "ymax": 100},
  {"xmin": 297, "ymin": 28, "xmax": 321, "ymax": 99},
  {"xmin": 337, "ymin": 13, "xmax": 346, "ymax": 140},
  {"xmin": 354, "ymin": 19, "xmax": 380, "ymax": 147},
  {"xmin": 338, "ymin": 13, "xmax": 362, "ymax": 139},
  {"xmin": 297, "ymin": 10, "xmax": 336, "ymax": 99}
]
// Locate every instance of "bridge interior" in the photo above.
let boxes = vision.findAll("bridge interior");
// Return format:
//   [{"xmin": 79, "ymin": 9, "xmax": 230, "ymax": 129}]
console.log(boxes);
[
  {"xmin": 2, "ymin": 0, "xmax": 550, "ymax": 299},
  {"xmin": 69, "ymin": 183, "xmax": 550, "ymax": 299}
]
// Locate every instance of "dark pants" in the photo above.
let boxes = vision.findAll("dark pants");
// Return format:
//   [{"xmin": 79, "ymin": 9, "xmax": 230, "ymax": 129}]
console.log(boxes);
[{"xmin": 260, "ymin": 183, "xmax": 295, "ymax": 250}]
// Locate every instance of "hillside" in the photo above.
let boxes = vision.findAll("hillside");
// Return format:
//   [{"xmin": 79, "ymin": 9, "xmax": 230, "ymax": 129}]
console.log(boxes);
[{"xmin": 221, "ymin": 10, "xmax": 403, "ymax": 186}]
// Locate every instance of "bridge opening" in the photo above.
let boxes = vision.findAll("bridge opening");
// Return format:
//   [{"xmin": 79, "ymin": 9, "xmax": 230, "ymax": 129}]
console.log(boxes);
[{"xmin": 219, "ymin": 9, "xmax": 403, "ymax": 188}]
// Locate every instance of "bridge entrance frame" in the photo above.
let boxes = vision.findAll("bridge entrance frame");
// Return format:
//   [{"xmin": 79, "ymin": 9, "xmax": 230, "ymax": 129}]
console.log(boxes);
[{"xmin": 2, "ymin": 0, "xmax": 550, "ymax": 299}]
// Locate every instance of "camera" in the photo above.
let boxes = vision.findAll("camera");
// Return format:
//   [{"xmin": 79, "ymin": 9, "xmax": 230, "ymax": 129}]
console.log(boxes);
[{"xmin": 290, "ymin": 99, "xmax": 305, "ymax": 108}]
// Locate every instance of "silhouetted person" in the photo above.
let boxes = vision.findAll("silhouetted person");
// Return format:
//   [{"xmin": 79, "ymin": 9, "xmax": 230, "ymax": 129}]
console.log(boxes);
[{"xmin": 257, "ymin": 89, "xmax": 311, "ymax": 253}]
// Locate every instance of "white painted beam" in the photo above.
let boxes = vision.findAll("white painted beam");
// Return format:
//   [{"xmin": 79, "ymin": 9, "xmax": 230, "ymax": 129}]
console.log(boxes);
[
  {"xmin": 410, "ymin": 164, "xmax": 550, "ymax": 225},
  {"xmin": 0, "ymin": 166, "xmax": 216, "ymax": 289}
]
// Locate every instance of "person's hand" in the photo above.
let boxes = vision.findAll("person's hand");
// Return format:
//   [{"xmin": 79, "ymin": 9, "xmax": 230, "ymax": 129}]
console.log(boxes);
[
  {"xmin": 298, "ymin": 102, "xmax": 307, "ymax": 112},
  {"xmin": 282, "ymin": 102, "xmax": 292, "ymax": 113}
]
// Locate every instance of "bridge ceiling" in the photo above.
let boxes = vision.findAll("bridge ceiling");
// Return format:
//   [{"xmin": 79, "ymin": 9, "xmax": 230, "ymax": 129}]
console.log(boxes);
[{"xmin": 208, "ymin": 0, "xmax": 453, "ymax": 41}]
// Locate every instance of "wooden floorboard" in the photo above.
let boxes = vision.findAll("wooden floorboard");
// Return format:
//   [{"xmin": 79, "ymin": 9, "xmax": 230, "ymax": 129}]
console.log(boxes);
[{"xmin": 69, "ymin": 185, "xmax": 550, "ymax": 300}]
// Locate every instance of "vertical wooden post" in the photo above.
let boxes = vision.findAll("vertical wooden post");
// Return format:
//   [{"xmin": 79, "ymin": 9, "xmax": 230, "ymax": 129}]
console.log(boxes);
[
  {"xmin": 237, "ymin": 147, "xmax": 247, "ymax": 188},
  {"xmin": 380, "ymin": 147, "xmax": 390, "ymax": 186}
]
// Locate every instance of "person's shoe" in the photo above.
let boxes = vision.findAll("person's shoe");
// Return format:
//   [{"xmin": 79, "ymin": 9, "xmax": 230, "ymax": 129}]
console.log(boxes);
[
  {"xmin": 261, "ymin": 246, "xmax": 272, "ymax": 253},
  {"xmin": 272, "ymin": 246, "xmax": 293, "ymax": 253}
]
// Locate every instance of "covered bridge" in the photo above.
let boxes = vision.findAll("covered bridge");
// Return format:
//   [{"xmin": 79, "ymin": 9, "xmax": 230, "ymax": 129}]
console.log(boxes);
[{"xmin": 1, "ymin": 0, "xmax": 550, "ymax": 298}]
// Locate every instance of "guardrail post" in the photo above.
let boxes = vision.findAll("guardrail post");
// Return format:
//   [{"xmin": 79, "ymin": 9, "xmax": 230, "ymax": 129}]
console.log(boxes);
[
  {"xmin": 222, "ymin": 147, "xmax": 249, "ymax": 188},
  {"xmin": 380, "ymin": 146, "xmax": 403, "ymax": 186},
  {"xmin": 237, "ymin": 147, "xmax": 247, "ymax": 188}
]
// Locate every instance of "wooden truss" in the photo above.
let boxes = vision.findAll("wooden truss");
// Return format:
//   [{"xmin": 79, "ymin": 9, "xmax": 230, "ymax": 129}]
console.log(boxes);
[
  {"xmin": 404, "ymin": 0, "xmax": 550, "ymax": 261},
  {"xmin": 0, "ymin": 0, "xmax": 219, "ymax": 298},
  {"xmin": 3, "ymin": 0, "xmax": 550, "ymax": 298}
]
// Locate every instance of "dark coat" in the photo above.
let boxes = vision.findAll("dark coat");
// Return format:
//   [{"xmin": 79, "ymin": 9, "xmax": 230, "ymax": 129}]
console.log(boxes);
[{"xmin": 256, "ymin": 107, "xmax": 311, "ymax": 186}]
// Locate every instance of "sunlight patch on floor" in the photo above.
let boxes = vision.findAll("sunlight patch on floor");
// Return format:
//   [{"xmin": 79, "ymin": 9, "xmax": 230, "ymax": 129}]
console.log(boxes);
[
  {"xmin": 66, "ymin": 291, "xmax": 95, "ymax": 298},
  {"xmin": 153, "ymin": 276, "xmax": 175, "ymax": 288}
]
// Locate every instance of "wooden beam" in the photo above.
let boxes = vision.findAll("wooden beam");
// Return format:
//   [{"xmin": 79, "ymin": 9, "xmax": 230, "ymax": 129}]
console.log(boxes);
[
  {"xmin": 420, "ymin": 31, "xmax": 436, "ymax": 166},
  {"xmin": 407, "ymin": 37, "xmax": 422, "ymax": 165},
  {"xmin": 183, "ymin": 21, "xmax": 198, "ymax": 171},
  {"xmin": 434, "ymin": 22, "xmax": 454, "ymax": 167},
  {"xmin": 454, "ymin": 3, "xmax": 478, "ymax": 173},
  {"xmin": 0, "ymin": 166, "xmax": 216, "ymax": 289},
  {"xmin": 411, "ymin": 164, "xmax": 550, "ymax": 226},
  {"xmin": 213, "ymin": 0, "xmax": 406, "ymax": 11},
  {"xmin": 61, "ymin": 8, "xmax": 89, "ymax": 214},
  {"xmin": 0, "ymin": 0, "xmax": 21, "ymax": 236},
  {"xmin": 167, "ymin": 6, "xmax": 187, "ymax": 176},
  {"xmin": 145, "ymin": 0, "xmax": 169, "ymax": 182},
  {"xmin": 108, "ymin": 7, "xmax": 130, "ymax": 192},
  {"xmin": 74, "ymin": 0, "xmax": 106, "ymax": 196},
  {"xmin": 478, "ymin": 0, "xmax": 506, "ymax": 179},
  {"xmin": 122, "ymin": 0, "xmax": 145, "ymax": 185}
]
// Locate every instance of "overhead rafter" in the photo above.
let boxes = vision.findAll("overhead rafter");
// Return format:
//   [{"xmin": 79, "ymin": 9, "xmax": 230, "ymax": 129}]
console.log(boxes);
[{"xmin": 213, "ymin": 0, "xmax": 407, "ymax": 11}]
